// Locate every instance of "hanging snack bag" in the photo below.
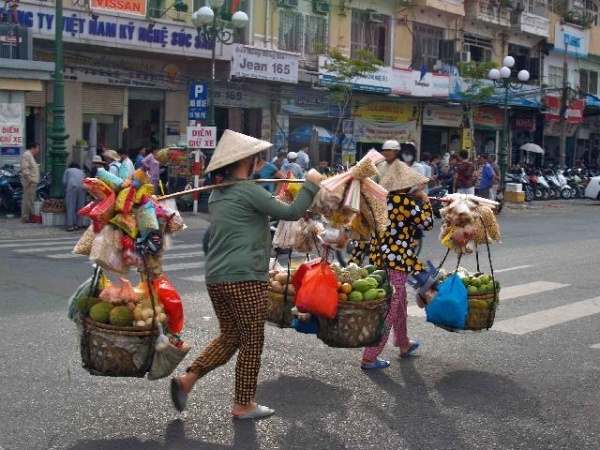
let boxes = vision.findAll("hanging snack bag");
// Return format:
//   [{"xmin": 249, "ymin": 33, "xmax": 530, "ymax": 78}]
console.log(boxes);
[
  {"xmin": 136, "ymin": 201, "xmax": 160, "ymax": 239},
  {"xmin": 82, "ymin": 178, "xmax": 113, "ymax": 200},
  {"xmin": 96, "ymin": 168, "xmax": 123, "ymax": 192}
]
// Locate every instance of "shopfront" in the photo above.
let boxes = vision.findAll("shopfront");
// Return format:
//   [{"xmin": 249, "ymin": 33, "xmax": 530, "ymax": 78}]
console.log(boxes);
[{"xmin": 421, "ymin": 104, "xmax": 464, "ymax": 157}]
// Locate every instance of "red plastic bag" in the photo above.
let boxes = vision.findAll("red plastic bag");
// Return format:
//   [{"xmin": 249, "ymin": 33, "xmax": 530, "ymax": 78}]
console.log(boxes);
[
  {"xmin": 152, "ymin": 275, "xmax": 184, "ymax": 334},
  {"xmin": 291, "ymin": 258, "xmax": 326, "ymax": 291},
  {"xmin": 294, "ymin": 262, "xmax": 339, "ymax": 319}
]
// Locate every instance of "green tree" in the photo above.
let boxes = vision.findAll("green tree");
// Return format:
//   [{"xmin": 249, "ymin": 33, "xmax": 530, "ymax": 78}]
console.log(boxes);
[
  {"xmin": 455, "ymin": 61, "xmax": 497, "ymax": 159},
  {"xmin": 321, "ymin": 48, "xmax": 384, "ymax": 165}
]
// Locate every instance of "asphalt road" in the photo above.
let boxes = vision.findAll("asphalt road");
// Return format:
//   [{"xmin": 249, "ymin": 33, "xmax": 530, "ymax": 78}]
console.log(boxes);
[{"xmin": 0, "ymin": 200, "xmax": 599, "ymax": 450}]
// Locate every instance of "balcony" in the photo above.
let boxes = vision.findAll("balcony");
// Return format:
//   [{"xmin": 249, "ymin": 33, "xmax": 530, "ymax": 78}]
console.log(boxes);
[
  {"xmin": 465, "ymin": 0, "xmax": 512, "ymax": 27},
  {"xmin": 412, "ymin": 0, "xmax": 465, "ymax": 16},
  {"xmin": 511, "ymin": 3, "xmax": 550, "ymax": 37}
]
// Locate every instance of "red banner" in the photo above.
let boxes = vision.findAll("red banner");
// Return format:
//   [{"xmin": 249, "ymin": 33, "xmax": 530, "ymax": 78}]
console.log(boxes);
[
  {"xmin": 544, "ymin": 96, "xmax": 584, "ymax": 123},
  {"xmin": 513, "ymin": 116, "xmax": 536, "ymax": 131}
]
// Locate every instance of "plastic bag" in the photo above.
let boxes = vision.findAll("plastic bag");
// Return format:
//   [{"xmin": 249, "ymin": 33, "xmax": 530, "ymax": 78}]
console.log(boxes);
[
  {"xmin": 272, "ymin": 220, "xmax": 301, "ymax": 249},
  {"xmin": 72, "ymin": 225, "xmax": 95, "ymax": 256},
  {"xmin": 291, "ymin": 258, "xmax": 324, "ymax": 291},
  {"xmin": 147, "ymin": 325, "xmax": 191, "ymax": 381},
  {"xmin": 294, "ymin": 262, "xmax": 339, "ymax": 319},
  {"xmin": 425, "ymin": 273, "xmax": 468, "ymax": 330},
  {"xmin": 89, "ymin": 225, "xmax": 128, "ymax": 274},
  {"xmin": 152, "ymin": 274, "xmax": 184, "ymax": 334},
  {"xmin": 136, "ymin": 201, "xmax": 159, "ymax": 240}
]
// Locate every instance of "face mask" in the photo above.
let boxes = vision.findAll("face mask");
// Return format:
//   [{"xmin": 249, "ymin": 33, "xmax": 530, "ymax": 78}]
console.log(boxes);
[{"xmin": 402, "ymin": 154, "xmax": 414, "ymax": 163}]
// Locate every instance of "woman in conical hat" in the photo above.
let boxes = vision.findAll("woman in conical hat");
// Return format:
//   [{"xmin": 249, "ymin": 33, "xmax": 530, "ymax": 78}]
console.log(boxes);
[
  {"xmin": 170, "ymin": 130, "xmax": 322, "ymax": 419},
  {"xmin": 354, "ymin": 139, "xmax": 434, "ymax": 370}
]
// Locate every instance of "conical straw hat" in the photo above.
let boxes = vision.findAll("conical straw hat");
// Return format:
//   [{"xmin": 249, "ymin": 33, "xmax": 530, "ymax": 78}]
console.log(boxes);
[
  {"xmin": 378, "ymin": 159, "xmax": 429, "ymax": 192},
  {"xmin": 206, "ymin": 130, "xmax": 273, "ymax": 173}
]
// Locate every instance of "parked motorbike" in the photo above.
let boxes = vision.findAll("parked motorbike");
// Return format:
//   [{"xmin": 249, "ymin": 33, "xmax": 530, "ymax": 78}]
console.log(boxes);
[
  {"xmin": 0, "ymin": 171, "xmax": 51, "ymax": 214},
  {"xmin": 546, "ymin": 169, "xmax": 573, "ymax": 199},
  {"xmin": 506, "ymin": 168, "xmax": 534, "ymax": 202}
]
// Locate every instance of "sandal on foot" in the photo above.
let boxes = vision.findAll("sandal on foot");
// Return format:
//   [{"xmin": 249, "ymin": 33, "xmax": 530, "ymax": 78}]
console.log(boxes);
[
  {"xmin": 232, "ymin": 405, "xmax": 275, "ymax": 420},
  {"xmin": 170, "ymin": 378, "xmax": 188, "ymax": 412},
  {"xmin": 400, "ymin": 341, "xmax": 420, "ymax": 358},
  {"xmin": 360, "ymin": 358, "xmax": 390, "ymax": 370}
]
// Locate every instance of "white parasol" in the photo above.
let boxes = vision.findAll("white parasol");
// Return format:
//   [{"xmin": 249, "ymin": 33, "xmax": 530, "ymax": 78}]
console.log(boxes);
[{"xmin": 520, "ymin": 143, "xmax": 545, "ymax": 154}]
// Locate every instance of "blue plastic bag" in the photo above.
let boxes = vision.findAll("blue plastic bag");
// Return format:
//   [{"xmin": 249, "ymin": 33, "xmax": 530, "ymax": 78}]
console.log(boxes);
[{"xmin": 425, "ymin": 273, "xmax": 468, "ymax": 330}]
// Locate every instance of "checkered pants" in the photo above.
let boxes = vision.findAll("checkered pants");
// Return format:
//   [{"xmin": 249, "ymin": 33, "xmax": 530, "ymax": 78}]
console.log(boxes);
[
  {"xmin": 362, "ymin": 269, "xmax": 409, "ymax": 363},
  {"xmin": 187, "ymin": 281, "xmax": 268, "ymax": 405}
]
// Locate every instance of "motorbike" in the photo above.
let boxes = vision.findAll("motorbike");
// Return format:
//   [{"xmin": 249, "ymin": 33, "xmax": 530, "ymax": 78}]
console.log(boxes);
[
  {"xmin": 506, "ymin": 168, "xmax": 534, "ymax": 202},
  {"xmin": 0, "ymin": 171, "xmax": 51, "ymax": 214},
  {"xmin": 429, "ymin": 182, "xmax": 449, "ymax": 219},
  {"xmin": 545, "ymin": 169, "xmax": 573, "ymax": 199},
  {"xmin": 529, "ymin": 170, "xmax": 553, "ymax": 200}
]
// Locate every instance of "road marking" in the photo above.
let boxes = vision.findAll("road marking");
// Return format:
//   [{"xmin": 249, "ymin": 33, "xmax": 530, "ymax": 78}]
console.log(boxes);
[
  {"xmin": 494, "ymin": 297, "xmax": 600, "ymax": 335},
  {"xmin": 0, "ymin": 239, "xmax": 76, "ymax": 249},
  {"xmin": 14, "ymin": 245, "xmax": 74, "ymax": 253},
  {"xmin": 180, "ymin": 275, "xmax": 206, "ymax": 283},
  {"xmin": 500, "ymin": 281, "xmax": 569, "ymax": 300},
  {"xmin": 162, "ymin": 251, "xmax": 204, "ymax": 260},
  {"xmin": 591, "ymin": 344, "xmax": 600, "ymax": 349},
  {"xmin": 494, "ymin": 265, "xmax": 533, "ymax": 273},
  {"xmin": 47, "ymin": 253, "xmax": 85, "ymax": 259},
  {"xmin": 407, "ymin": 281, "xmax": 570, "ymax": 318},
  {"xmin": 161, "ymin": 261, "xmax": 206, "ymax": 272}
]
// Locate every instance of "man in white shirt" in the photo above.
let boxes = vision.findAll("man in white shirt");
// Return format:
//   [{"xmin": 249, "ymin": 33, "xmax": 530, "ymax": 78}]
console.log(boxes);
[
  {"xmin": 281, "ymin": 152, "xmax": 304, "ymax": 179},
  {"xmin": 296, "ymin": 147, "xmax": 310, "ymax": 171}
]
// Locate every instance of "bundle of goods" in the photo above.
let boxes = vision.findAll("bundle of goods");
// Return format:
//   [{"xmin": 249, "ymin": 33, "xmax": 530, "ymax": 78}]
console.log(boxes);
[
  {"xmin": 311, "ymin": 150, "xmax": 388, "ymax": 241},
  {"xmin": 267, "ymin": 266, "xmax": 296, "ymax": 328},
  {"xmin": 438, "ymin": 194, "xmax": 501, "ymax": 255},
  {"xmin": 291, "ymin": 260, "xmax": 390, "ymax": 348},
  {"xmin": 417, "ymin": 266, "xmax": 500, "ymax": 332},
  {"xmin": 68, "ymin": 167, "xmax": 190, "ymax": 378},
  {"xmin": 41, "ymin": 198, "xmax": 66, "ymax": 213}
]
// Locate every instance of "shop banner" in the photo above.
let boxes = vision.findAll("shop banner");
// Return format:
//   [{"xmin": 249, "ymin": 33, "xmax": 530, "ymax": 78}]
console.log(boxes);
[
  {"xmin": 514, "ymin": 116, "xmax": 536, "ymax": 132},
  {"xmin": 91, "ymin": 0, "xmax": 146, "ymax": 16},
  {"xmin": 544, "ymin": 96, "xmax": 584, "ymax": 123},
  {"xmin": 422, "ymin": 105, "xmax": 463, "ymax": 127},
  {"xmin": 353, "ymin": 118, "xmax": 418, "ymax": 144},
  {"xmin": 0, "ymin": 103, "xmax": 23, "ymax": 148},
  {"xmin": 319, "ymin": 56, "xmax": 449, "ymax": 98},
  {"xmin": 280, "ymin": 87, "xmax": 347, "ymax": 118},
  {"xmin": 554, "ymin": 23, "xmax": 588, "ymax": 57},
  {"xmin": 543, "ymin": 121, "xmax": 578, "ymax": 137},
  {"xmin": 474, "ymin": 107, "xmax": 504, "ymax": 129},
  {"xmin": 353, "ymin": 102, "xmax": 418, "ymax": 123},
  {"xmin": 231, "ymin": 45, "xmax": 298, "ymax": 84}
]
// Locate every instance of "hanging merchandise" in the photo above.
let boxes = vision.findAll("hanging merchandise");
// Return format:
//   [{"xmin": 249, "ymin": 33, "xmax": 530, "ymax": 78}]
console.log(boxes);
[{"xmin": 69, "ymin": 163, "xmax": 191, "ymax": 379}]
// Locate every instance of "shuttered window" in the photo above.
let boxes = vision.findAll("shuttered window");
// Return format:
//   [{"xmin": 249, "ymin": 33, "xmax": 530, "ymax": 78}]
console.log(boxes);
[
  {"xmin": 26, "ymin": 89, "xmax": 46, "ymax": 107},
  {"xmin": 82, "ymin": 85, "xmax": 125, "ymax": 115}
]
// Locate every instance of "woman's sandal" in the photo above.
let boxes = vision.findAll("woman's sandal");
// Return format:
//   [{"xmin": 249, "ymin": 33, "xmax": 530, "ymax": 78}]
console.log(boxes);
[
  {"xmin": 400, "ymin": 341, "xmax": 420, "ymax": 358},
  {"xmin": 360, "ymin": 358, "xmax": 390, "ymax": 370},
  {"xmin": 232, "ymin": 405, "xmax": 275, "ymax": 420}
]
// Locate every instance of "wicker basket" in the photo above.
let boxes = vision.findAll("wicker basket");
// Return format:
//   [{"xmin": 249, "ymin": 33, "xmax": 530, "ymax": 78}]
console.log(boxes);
[
  {"xmin": 76, "ymin": 316, "xmax": 159, "ymax": 377},
  {"xmin": 266, "ymin": 291, "xmax": 294, "ymax": 328},
  {"xmin": 316, "ymin": 297, "xmax": 389, "ymax": 348},
  {"xmin": 464, "ymin": 289, "xmax": 500, "ymax": 331}
]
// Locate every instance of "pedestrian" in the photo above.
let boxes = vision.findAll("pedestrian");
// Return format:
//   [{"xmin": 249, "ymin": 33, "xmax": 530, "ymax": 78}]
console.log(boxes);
[
  {"xmin": 103, "ymin": 149, "xmax": 121, "ymax": 177},
  {"xmin": 281, "ymin": 151, "xmax": 304, "ymax": 179},
  {"xmin": 252, "ymin": 150, "xmax": 285, "ymax": 193},
  {"xmin": 90, "ymin": 155, "xmax": 106, "ymax": 178},
  {"xmin": 118, "ymin": 148, "xmax": 135, "ymax": 179},
  {"xmin": 141, "ymin": 152, "xmax": 160, "ymax": 194},
  {"xmin": 271, "ymin": 150, "xmax": 287, "ymax": 170},
  {"xmin": 296, "ymin": 147, "xmax": 310, "ymax": 171},
  {"xmin": 453, "ymin": 149, "xmax": 477, "ymax": 195},
  {"xmin": 169, "ymin": 130, "xmax": 322, "ymax": 419},
  {"xmin": 352, "ymin": 139, "xmax": 433, "ymax": 369},
  {"xmin": 19, "ymin": 142, "xmax": 40, "ymax": 223},
  {"xmin": 477, "ymin": 153, "xmax": 495, "ymax": 200},
  {"xmin": 489, "ymin": 154, "xmax": 501, "ymax": 200},
  {"xmin": 134, "ymin": 146, "xmax": 147, "ymax": 169},
  {"xmin": 63, "ymin": 162, "xmax": 86, "ymax": 232}
]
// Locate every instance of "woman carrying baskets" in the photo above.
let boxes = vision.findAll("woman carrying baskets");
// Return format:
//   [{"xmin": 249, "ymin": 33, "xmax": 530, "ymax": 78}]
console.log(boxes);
[
  {"xmin": 352, "ymin": 140, "xmax": 433, "ymax": 370},
  {"xmin": 169, "ymin": 130, "xmax": 322, "ymax": 419}
]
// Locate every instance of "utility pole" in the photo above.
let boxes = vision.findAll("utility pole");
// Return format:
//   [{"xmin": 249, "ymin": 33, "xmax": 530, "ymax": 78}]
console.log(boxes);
[{"xmin": 559, "ymin": 40, "xmax": 569, "ymax": 169}]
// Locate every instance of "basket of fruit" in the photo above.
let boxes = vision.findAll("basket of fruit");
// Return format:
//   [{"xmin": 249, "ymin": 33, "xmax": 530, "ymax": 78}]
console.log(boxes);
[
  {"xmin": 463, "ymin": 272, "xmax": 500, "ymax": 331},
  {"xmin": 75, "ymin": 297, "xmax": 160, "ymax": 377},
  {"xmin": 41, "ymin": 198, "xmax": 66, "ymax": 214},
  {"xmin": 267, "ymin": 270, "xmax": 295, "ymax": 328},
  {"xmin": 316, "ymin": 263, "xmax": 390, "ymax": 348}
]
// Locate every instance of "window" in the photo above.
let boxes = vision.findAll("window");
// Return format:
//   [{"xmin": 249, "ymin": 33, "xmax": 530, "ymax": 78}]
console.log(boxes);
[
  {"xmin": 548, "ymin": 65, "xmax": 563, "ymax": 88},
  {"xmin": 580, "ymin": 69, "xmax": 598, "ymax": 95},
  {"xmin": 351, "ymin": 10, "xmax": 390, "ymax": 64},
  {"xmin": 278, "ymin": 11, "xmax": 327, "ymax": 56},
  {"xmin": 463, "ymin": 35, "xmax": 493, "ymax": 62},
  {"xmin": 412, "ymin": 23, "xmax": 443, "ymax": 71},
  {"xmin": 278, "ymin": 10, "xmax": 304, "ymax": 53}
]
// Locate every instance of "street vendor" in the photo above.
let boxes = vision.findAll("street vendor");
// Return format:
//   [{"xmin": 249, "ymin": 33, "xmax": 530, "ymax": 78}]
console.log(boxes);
[
  {"xmin": 351, "ymin": 139, "xmax": 433, "ymax": 370},
  {"xmin": 169, "ymin": 130, "xmax": 322, "ymax": 420}
]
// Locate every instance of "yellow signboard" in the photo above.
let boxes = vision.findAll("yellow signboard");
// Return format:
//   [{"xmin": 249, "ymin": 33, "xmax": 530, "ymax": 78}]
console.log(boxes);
[
  {"xmin": 353, "ymin": 102, "xmax": 419, "ymax": 123},
  {"xmin": 461, "ymin": 128, "xmax": 472, "ymax": 154}
]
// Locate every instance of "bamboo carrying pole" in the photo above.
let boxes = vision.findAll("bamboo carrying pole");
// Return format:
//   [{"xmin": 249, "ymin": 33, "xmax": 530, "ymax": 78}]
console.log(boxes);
[{"xmin": 156, "ymin": 178, "xmax": 306, "ymax": 201}]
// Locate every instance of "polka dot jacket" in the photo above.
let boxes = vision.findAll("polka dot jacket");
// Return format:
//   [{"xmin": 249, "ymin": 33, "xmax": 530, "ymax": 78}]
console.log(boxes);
[{"xmin": 351, "ymin": 193, "xmax": 434, "ymax": 273}]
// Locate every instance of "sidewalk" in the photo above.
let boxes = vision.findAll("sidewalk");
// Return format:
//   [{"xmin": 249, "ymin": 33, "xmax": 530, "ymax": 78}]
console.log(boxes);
[{"xmin": 0, "ymin": 211, "xmax": 211, "ymax": 239}]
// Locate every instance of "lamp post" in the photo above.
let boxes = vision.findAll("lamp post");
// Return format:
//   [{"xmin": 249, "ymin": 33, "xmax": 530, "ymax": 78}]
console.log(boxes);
[
  {"xmin": 48, "ymin": 0, "xmax": 69, "ymax": 198},
  {"xmin": 191, "ymin": 0, "xmax": 248, "ymax": 127},
  {"xmin": 488, "ymin": 56, "xmax": 529, "ymax": 191}
]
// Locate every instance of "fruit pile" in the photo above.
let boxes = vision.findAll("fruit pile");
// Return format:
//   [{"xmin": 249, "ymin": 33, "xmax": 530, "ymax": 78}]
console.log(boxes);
[
  {"xmin": 330, "ymin": 263, "xmax": 390, "ymax": 303},
  {"xmin": 41, "ymin": 198, "xmax": 66, "ymax": 212}
]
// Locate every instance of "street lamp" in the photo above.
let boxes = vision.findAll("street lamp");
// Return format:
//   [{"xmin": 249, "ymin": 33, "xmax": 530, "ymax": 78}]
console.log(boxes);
[
  {"xmin": 191, "ymin": 0, "xmax": 249, "ymax": 127},
  {"xmin": 488, "ymin": 56, "xmax": 529, "ymax": 191}
]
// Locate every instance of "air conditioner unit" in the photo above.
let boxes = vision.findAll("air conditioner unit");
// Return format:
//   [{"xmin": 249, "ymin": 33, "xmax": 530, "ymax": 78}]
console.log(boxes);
[
  {"xmin": 460, "ymin": 51, "xmax": 471, "ymax": 62},
  {"xmin": 278, "ymin": 0, "xmax": 299, "ymax": 8},
  {"xmin": 312, "ymin": 0, "xmax": 329, "ymax": 14},
  {"xmin": 367, "ymin": 12, "xmax": 385, "ymax": 23}
]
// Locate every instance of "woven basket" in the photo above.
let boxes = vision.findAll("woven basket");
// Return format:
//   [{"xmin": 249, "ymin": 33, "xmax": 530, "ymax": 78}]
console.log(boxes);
[
  {"xmin": 464, "ymin": 289, "xmax": 500, "ymax": 331},
  {"xmin": 76, "ymin": 316, "xmax": 159, "ymax": 377},
  {"xmin": 316, "ymin": 297, "xmax": 388, "ymax": 348},
  {"xmin": 266, "ymin": 291, "xmax": 294, "ymax": 328}
]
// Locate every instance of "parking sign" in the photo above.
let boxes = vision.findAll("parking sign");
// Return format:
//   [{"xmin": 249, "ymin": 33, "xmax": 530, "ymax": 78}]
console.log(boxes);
[{"xmin": 189, "ymin": 83, "xmax": 208, "ymax": 121}]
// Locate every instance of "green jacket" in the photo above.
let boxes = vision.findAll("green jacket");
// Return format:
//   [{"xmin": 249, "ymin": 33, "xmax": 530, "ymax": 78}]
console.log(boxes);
[{"xmin": 205, "ymin": 179, "xmax": 320, "ymax": 284}]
